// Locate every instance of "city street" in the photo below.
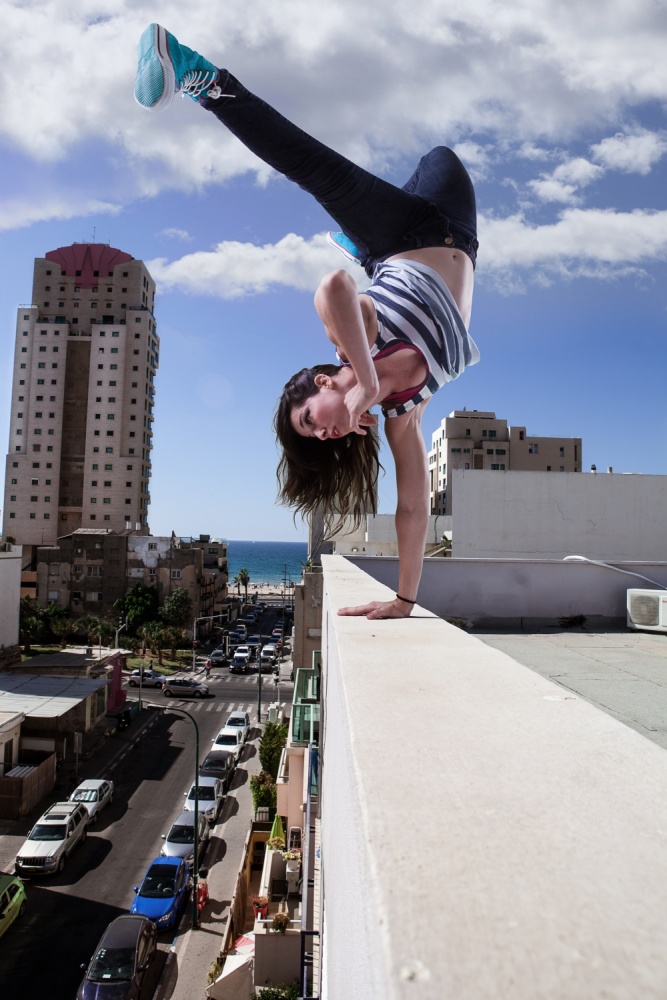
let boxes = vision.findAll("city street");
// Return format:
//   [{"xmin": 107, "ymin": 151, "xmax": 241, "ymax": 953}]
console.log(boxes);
[{"xmin": 0, "ymin": 662, "xmax": 292, "ymax": 999}]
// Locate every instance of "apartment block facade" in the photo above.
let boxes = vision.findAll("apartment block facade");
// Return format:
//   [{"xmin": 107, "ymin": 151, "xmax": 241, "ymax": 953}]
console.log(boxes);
[
  {"xmin": 429, "ymin": 409, "xmax": 582, "ymax": 515},
  {"xmin": 3, "ymin": 243, "xmax": 158, "ymax": 561},
  {"xmin": 35, "ymin": 530, "xmax": 228, "ymax": 624}
]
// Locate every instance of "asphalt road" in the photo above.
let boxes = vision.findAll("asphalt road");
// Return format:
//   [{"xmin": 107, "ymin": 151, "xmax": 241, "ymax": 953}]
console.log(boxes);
[{"xmin": 0, "ymin": 661, "xmax": 291, "ymax": 1000}]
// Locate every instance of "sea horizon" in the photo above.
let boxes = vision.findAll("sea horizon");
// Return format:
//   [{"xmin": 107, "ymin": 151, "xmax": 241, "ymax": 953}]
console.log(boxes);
[{"xmin": 227, "ymin": 538, "xmax": 308, "ymax": 587}]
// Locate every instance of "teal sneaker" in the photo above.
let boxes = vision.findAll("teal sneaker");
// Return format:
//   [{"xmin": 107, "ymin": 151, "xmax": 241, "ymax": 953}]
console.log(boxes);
[
  {"xmin": 327, "ymin": 231, "xmax": 363, "ymax": 265},
  {"xmin": 134, "ymin": 23, "xmax": 223, "ymax": 111}
]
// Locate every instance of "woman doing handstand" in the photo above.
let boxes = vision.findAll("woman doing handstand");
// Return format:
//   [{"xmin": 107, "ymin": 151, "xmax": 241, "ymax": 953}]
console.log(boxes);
[{"xmin": 135, "ymin": 24, "xmax": 480, "ymax": 620}]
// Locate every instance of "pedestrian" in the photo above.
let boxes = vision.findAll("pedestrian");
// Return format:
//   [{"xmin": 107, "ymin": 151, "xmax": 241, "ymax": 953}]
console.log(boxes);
[
  {"xmin": 205, "ymin": 659, "xmax": 212, "ymax": 679},
  {"xmin": 135, "ymin": 25, "xmax": 480, "ymax": 619}
]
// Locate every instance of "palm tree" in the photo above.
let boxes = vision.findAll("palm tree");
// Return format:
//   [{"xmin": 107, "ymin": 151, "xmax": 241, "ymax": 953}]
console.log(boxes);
[
  {"xmin": 19, "ymin": 597, "xmax": 45, "ymax": 654},
  {"xmin": 238, "ymin": 568, "xmax": 250, "ymax": 603}
]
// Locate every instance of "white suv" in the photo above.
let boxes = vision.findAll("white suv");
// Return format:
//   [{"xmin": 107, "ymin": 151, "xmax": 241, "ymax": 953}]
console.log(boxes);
[{"xmin": 15, "ymin": 801, "xmax": 89, "ymax": 875}]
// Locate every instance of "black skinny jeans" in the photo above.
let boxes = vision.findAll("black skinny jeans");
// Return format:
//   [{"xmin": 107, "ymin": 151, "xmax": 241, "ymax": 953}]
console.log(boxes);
[{"xmin": 202, "ymin": 71, "xmax": 478, "ymax": 275}]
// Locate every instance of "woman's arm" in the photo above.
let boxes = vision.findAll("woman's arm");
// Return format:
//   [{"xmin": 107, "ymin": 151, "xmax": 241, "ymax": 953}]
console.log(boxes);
[
  {"xmin": 338, "ymin": 406, "xmax": 429, "ymax": 619},
  {"xmin": 315, "ymin": 270, "xmax": 379, "ymax": 431}
]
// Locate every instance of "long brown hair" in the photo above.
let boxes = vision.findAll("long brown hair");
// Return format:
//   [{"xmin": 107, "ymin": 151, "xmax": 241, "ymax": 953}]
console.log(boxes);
[{"xmin": 275, "ymin": 365, "xmax": 380, "ymax": 534}]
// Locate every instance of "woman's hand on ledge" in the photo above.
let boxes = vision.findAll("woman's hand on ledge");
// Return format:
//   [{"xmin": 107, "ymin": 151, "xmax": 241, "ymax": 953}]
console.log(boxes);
[{"xmin": 337, "ymin": 598, "xmax": 414, "ymax": 620}]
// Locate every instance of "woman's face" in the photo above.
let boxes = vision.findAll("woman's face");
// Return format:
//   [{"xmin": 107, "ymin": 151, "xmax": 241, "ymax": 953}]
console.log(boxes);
[{"xmin": 290, "ymin": 377, "xmax": 350, "ymax": 441}]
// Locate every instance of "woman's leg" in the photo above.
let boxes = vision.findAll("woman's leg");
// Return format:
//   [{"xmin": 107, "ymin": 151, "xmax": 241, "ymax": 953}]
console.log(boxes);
[
  {"xmin": 201, "ymin": 72, "xmax": 443, "ymax": 263},
  {"xmin": 134, "ymin": 24, "xmax": 441, "ymax": 262},
  {"xmin": 399, "ymin": 146, "xmax": 478, "ymax": 261}
]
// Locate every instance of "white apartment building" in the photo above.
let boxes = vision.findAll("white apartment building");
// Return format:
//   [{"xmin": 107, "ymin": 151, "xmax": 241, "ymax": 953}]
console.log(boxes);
[
  {"xmin": 3, "ymin": 243, "xmax": 158, "ymax": 560},
  {"xmin": 429, "ymin": 409, "xmax": 582, "ymax": 515}
]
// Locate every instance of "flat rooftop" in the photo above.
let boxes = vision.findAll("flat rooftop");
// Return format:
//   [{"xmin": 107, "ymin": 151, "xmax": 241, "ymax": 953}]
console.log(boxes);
[
  {"xmin": 474, "ymin": 628, "xmax": 667, "ymax": 750},
  {"xmin": 0, "ymin": 673, "xmax": 108, "ymax": 718}
]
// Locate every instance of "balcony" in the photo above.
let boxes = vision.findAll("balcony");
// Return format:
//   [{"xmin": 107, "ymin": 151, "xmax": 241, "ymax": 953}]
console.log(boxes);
[
  {"xmin": 314, "ymin": 554, "xmax": 667, "ymax": 1000},
  {"xmin": 290, "ymin": 660, "xmax": 320, "ymax": 745}
]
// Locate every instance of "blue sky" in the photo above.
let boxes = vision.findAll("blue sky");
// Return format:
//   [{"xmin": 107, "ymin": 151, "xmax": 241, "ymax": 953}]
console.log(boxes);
[{"xmin": 1, "ymin": 0, "xmax": 666, "ymax": 542}]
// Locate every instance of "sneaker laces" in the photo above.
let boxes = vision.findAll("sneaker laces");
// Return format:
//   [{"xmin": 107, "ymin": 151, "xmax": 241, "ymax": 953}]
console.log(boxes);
[{"xmin": 179, "ymin": 69, "xmax": 232, "ymax": 100}]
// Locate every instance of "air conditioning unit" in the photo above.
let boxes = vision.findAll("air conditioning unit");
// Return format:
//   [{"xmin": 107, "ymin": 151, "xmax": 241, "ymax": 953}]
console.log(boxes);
[{"xmin": 627, "ymin": 589, "xmax": 667, "ymax": 633}]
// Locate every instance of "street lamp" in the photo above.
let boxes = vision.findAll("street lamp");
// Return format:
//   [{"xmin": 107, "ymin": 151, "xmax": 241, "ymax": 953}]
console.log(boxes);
[
  {"xmin": 115, "ymin": 618, "xmax": 128, "ymax": 649},
  {"xmin": 192, "ymin": 613, "xmax": 228, "ymax": 672},
  {"xmin": 162, "ymin": 706, "xmax": 202, "ymax": 929}
]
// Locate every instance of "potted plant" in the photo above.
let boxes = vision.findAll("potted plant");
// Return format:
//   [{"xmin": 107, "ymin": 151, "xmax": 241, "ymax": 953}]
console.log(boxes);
[
  {"xmin": 267, "ymin": 835, "xmax": 285, "ymax": 851},
  {"xmin": 271, "ymin": 911, "xmax": 291, "ymax": 934},
  {"xmin": 282, "ymin": 850, "xmax": 301, "ymax": 861},
  {"xmin": 251, "ymin": 894, "xmax": 269, "ymax": 919}
]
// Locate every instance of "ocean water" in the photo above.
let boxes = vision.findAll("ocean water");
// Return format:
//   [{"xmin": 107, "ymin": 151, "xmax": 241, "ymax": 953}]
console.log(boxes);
[{"xmin": 227, "ymin": 539, "xmax": 308, "ymax": 587}]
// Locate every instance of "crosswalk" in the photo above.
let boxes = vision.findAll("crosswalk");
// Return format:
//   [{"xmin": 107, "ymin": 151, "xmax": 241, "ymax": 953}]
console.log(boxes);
[{"xmin": 166, "ymin": 699, "xmax": 256, "ymax": 715}]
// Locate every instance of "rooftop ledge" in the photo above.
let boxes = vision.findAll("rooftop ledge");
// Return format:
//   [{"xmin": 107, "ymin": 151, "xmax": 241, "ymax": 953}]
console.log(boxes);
[{"xmin": 319, "ymin": 554, "xmax": 667, "ymax": 1000}]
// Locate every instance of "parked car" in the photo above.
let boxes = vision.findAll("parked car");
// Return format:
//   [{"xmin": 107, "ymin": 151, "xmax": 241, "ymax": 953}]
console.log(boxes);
[
  {"xmin": 199, "ymin": 751, "xmax": 235, "ymax": 792},
  {"xmin": 69, "ymin": 778, "xmax": 114, "ymax": 823},
  {"xmin": 131, "ymin": 856, "xmax": 190, "ymax": 931},
  {"xmin": 260, "ymin": 644, "xmax": 278, "ymax": 667},
  {"xmin": 211, "ymin": 727, "xmax": 243, "ymax": 762},
  {"xmin": 183, "ymin": 776, "xmax": 225, "ymax": 823},
  {"xmin": 234, "ymin": 624, "xmax": 248, "ymax": 639},
  {"xmin": 0, "ymin": 873, "xmax": 27, "ymax": 940},
  {"xmin": 128, "ymin": 668, "xmax": 164, "ymax": 688},
  {"xmin": 247, "ymin": 634, "xmax": 261, "ymax": 647},
  {"xmin": 225, "ymin": 710, "xmax": 250, "ymax": 743},
  {"xmin": 162, "ymin": 677, "xmax": 210, "ymax": 698},
  {"xmin": 160, "ymin": 810, "xmax": 209, "ymax": 866},
  {"xmin": 15, "ymin": 801, "xmax": 88, "ymax": 876},
  {"xmin": 76, "ymin": 914, "xmax": 157, "ymax": 998}
]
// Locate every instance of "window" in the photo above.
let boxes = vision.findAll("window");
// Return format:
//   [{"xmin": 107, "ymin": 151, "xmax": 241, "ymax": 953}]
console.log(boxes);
[
  {"xmin": 105, "ymin": 464, "xmax": 113, "ymax": 470},
  {"xmin": 125, "ymin": 498, "xmax": 131, "ymax": 504},
  {"xmin": 148, "ymin": 542, "xmax": 158, "ymax": 550},
  {"xmin": 107, "ymin": 413, "xmax": 114, "ymax": 420},
  {"xmin": 171, "ymin": 569, "xmax": 181, "ymax": 579},
  {"xmin": 104, "ymin": 480, "xmax": 111, "ymax": 487},
  {"xmin": 110, "ymin": 364, "xmax": 117, "ymax": 370},
  {"xmin": 92, "ymin": 464, "xmax": 99, "ymax": 470},
  {"xmin": 487, "ymin": 449, "xmax": 494, "ymax": 455},
  {"xmin": 560, "ymin": 447, "xmax": 565, "ymax": 457},
  {"xmin": 495, "ymin": 449, "xmax": 506, "ymax": 455},
  {"xmin": 87, "ymin": 567, "xmax": 103, "ymax": 577},
  {"xmin": 528, "ymin": 443, "xmax": 539, "ymax": 454},
  {"xmin": 91, "ymin": 497, "xmax": 97, "ymax": 503},
  {"xmin": 105, "ymin": 447, "xmax": 113, "ymax": 453},
  {"xmin": 91, "ymin": 480, "xmax": 98, "ymax": 486},
  {"xmin": 103, "ymin": 498, "xmax": 111, "ymax": 504},
  {"xmin": 125, "ymin": 481, "xmax": 132, "ymax": 487}
]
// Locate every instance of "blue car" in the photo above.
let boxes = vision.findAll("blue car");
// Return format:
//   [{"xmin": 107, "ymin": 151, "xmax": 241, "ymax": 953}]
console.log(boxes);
[{"xmin": 130, "ymin": 856, "xmax": 189, "ymax": 931}]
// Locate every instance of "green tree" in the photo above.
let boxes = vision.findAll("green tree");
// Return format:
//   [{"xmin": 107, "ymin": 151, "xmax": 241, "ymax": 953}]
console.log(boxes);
[
  {"xmin": 141, "ymin": 621, "xmax": 170, "ymax": 666},
  {"xmin": 160, "ymin": 587, "xmax": 193, "ymax": 628},
  {"xmin": 48, "ymin": 613, "xmax": 76, "ymax": 648},
  {"xmin": 114, "ymin": 584, "xmax": 159, "ymax": 631},
  {"xmin": 237, "ymin": 568, "xmax": 250, "ymax": 603},
  {"xmin": 77, "ymin": 614, "xmax": 116, "ymax": 647},
  {"xmin": 162, "ymin": 625, "xmax": 186, "ymax": 659},
  {"xmin": 259, "ymin": 722, "xmax": 288, "ymax": 781},
  {"xmin": 249, "ymin": 770, "xmax": 277, "ymax": 813},
  {"xmin": 250, "ymin": 985, "xmax": 300, "ymax": 1000},
  {"xmin": 19, "ymin": 597, "xmax": 46, "ymax": 654}
]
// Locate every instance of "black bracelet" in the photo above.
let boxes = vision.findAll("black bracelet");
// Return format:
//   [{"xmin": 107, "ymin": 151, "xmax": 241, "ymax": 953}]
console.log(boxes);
[{"xmin": 395, "ymin": 593, "xmax": 416, "ymax": 605}]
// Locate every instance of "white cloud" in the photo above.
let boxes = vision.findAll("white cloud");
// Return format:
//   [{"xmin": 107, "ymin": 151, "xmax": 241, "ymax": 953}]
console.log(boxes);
[
  {"xmin": 2, "ymin": 0, "xmax": 667, "ymax": 188},
  {"xmin": 590, "ymin": 129, "xmax": 667, "ymax": 174},
  {"xmin": 0, "ymin": 195, "xmax": 121, "ymax": 232},
  {"xmin": 146, "ymin": 206, "xmax": 667, "ymax": 300},
  {"xmin": 528, "ymin": 156, "xmax": 604, "ymax": 204},
  {"xmin": 147, "ymin": 232, "xmax": 366, "ymax": 299},
  {"xmin": 479, "ymin": 206, "xmax": 667, "ymax": 288},
  {"xmin": 160, "ymin": 227, "xmax": 194, "ymax": 241}
]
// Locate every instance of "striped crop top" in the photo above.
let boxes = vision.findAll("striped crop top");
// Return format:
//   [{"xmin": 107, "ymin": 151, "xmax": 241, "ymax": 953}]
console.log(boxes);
[{"xmin": 359, "ymin": 259, "xmax": 480, "ymax": 417}]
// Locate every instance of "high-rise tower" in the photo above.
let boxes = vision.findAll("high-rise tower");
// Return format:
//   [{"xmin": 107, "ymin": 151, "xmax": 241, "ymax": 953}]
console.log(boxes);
[{"xmin": 3, "ymin": 244, "xmax": 158, "ymax": 558}]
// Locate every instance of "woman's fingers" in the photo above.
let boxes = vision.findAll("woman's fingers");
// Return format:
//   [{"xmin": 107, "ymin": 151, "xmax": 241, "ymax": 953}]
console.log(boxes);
[{"xmin": 337, "ymin": 600, "xmax": 412, "ymax": 619}]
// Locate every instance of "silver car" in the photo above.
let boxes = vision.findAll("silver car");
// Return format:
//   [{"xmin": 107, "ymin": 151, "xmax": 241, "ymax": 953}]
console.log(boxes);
[
  {"xmin": 160, "ymin": 809, "xmax": 209, "ymax": 866},
  {"xmin": 183, "ymin": 776, "xmax": 225, "ymax": 823},
  {"xmin": 162, "ymin": 677, "xmax": 210, "ymax": 698}
]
